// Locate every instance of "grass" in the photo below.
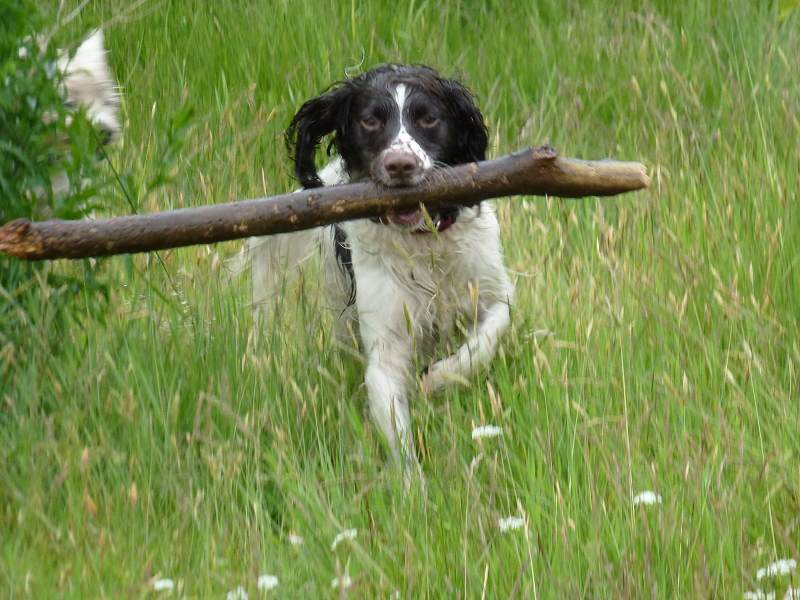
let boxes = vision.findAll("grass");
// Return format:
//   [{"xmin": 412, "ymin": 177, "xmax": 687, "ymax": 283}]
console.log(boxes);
[{"xmin": 2, "ymin": 0, "xmax": 799, "ymax": 597}]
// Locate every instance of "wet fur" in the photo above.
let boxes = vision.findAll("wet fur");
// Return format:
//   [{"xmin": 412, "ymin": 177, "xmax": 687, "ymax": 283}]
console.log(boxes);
[{"xmin": 242, "ymin": 65, "xmax": 513, "ymax": 484}]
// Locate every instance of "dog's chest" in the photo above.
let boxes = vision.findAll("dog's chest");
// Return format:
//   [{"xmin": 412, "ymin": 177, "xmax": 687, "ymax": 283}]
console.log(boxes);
[
  {"xmin": 345, "ymin": 221, "xmax": 483, "ymax": 338},
  {"xmin": 394, "ymin": 249, "xmax": 472, "ymax": 328}
]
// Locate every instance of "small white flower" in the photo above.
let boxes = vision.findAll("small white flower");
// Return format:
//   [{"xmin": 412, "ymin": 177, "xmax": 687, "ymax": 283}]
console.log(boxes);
[
  {"xmin": 784, "ymin": 588, "xmax": 800, "ymax": 600},
  {"xmin": 757, "ymin": 558, "xmax": 797, "ymax": 580},
  {"xmin": 226, "ymin": 585, "xmax": 248, "ymax": 600},
  {"xmin": 288, "ymin": 534, "xmax": 304, "ymax": 546},
  {"xmin": 331, "ymin": 528, "xmax": 357, "ymax": 550},
  {"xmin": 471, "ymin": 425, "xmax": 502, "ymax": 440},
  {"xmin": 257, "ymin": 574, "xmax": 278, "ymax": 591},
  {"xmin": 331, "ymin": 575, "xmax": 352, "ymax": 589},
  {"xmin": 498, "ymin": 516, "xmax": 525, "ymax": 532},
  {"xmin": 743, "ymin": 591, "xmax": 775, "ymax": 600},
  {"xmin": 152, "ymin": 578, "xmax": 175, "ymax": 592},
  {"xmin": 632, "ymin": 491, "xmax": 663, "ymax": 506},
  {"xmin": 18, "ymin": 46, "xmax": 29, "ymax": 60}
]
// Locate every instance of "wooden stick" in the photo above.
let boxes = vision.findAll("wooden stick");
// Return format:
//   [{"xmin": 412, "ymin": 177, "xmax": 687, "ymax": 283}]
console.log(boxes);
[{"xmin": 0, "ymin": 146, "xmax": 648, "ymax": 261}]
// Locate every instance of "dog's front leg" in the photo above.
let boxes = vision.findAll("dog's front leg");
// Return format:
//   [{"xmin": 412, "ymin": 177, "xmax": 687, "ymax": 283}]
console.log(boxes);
[
  {"xmin": 364, "ymin": 353, "xmax": 415, "ymax": 465},
  {"xmin": 363, "ymin": 335, "xmax": 425, "ymax": 490},
  {"xmin": 354, "ymin": 263, "xmax": 422, "ymax": 484},
  {"xmin": 422, "ymin": 298, "xmax": 510, "ymax": 393}
]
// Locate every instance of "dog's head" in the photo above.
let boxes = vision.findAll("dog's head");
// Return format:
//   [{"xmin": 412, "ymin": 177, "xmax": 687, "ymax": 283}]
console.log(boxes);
[
  {"xmin": 286, "ymin": 64, "xmax": 487, "ymax": 228},
  {"xmin": 58, "ymin": 30, "xmax": 121, "ymax": 145}
]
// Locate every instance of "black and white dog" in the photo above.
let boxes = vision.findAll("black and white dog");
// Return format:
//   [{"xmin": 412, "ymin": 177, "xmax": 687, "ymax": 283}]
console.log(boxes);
[{"xmin": 243, "ymin": 65, "xmax": 513, "ymax": 479}]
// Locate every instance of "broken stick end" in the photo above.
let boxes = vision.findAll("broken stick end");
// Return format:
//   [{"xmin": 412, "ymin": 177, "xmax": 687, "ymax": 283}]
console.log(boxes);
[
  {"xmin": 634, "ymin": 163, "xmax": 651, "ymax": 190},
  {"xmin": 0, "ymin": 219, "xmax": 44, "ymax": 260}
]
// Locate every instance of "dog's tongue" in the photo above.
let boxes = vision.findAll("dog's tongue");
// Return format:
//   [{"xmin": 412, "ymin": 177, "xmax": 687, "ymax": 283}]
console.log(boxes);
[{"xmin": 387, "ymin": 209, "xmax": 422, "ymax": 225}]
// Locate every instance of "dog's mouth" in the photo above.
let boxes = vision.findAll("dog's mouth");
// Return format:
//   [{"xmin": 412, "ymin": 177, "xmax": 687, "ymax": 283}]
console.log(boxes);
[
  {"xmin": 364, "ymin": 167, "xmax": 461, "ymax": 232},
  {"xmin": 376, "ymin": 205, "xmax": 460, "ymax": 233},
  {"xmin": 385, "ymin": 209, "xmax": 424, "ymax": 226}
]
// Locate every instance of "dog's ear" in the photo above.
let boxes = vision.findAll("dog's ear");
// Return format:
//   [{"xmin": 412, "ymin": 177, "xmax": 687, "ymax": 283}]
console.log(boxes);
[
  {"xmin": 285, "ymin": 85, "xmax": 352, "ymax": 189},
  {"xmin": 441, "ymin": 78, "xmax": 488, "ymax": 164}
]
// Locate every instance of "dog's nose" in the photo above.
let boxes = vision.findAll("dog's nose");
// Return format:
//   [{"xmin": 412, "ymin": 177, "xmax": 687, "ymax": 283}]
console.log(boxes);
[{"xmin": 383, "ymin": 151, "xmax": 419, "ymax": 179}]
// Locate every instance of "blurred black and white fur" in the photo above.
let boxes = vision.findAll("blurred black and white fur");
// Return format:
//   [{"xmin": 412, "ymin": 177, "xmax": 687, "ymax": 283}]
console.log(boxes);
[
  {"xmin": 239, "ymin": 65, "xmax": 513, "ymax": 481},
  {"xmin": 51, "ymin": 30, "xmax": 121, "ymax": 195},
  {"xmin": 59, "ymin": 30, "xmax": 121, "ymax": 144}
]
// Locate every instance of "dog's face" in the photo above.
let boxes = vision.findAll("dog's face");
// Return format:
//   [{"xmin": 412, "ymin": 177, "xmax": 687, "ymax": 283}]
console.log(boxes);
[{"xmin": 286, "ymin": 65, "xmax": 487, "ymax": 228}]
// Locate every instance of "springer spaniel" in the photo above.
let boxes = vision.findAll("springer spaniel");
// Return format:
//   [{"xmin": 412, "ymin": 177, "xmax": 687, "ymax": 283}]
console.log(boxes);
[{"xmin": 244, "ymin": 64, "xmax": 513, "ymax": 482}]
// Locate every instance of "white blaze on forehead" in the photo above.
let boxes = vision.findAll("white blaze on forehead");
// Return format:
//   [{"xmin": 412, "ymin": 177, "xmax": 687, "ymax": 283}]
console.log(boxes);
[
  {"xmin": 387, "ymin": 83, "xmax": 432, "ymax": 169},
  {"xmin": 393, "ymin": 83, "xmax": 408, "ymax": 113}
]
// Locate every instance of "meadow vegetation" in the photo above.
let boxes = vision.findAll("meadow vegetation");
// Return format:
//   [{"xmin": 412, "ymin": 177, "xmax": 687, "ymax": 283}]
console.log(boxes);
[{"xmin": 1, "ymin": 1, "xmax": 798, "ymax": 597}]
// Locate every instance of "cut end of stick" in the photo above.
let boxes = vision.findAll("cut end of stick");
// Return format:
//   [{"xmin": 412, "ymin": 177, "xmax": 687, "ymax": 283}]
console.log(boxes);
[
  {"xmin": 0, "ymin": 219, "xmax": 43, "ymax": 259},
  {"xmin": 625, "ymin": 163, "xmax": 650, "ymax": 191},
  {"xmin": 632, "ymin": 163, "xmax": 651, "ymax": 189}
]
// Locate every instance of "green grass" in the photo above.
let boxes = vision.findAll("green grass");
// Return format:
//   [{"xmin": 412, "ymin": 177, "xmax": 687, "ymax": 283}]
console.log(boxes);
[{"xmin": 2, "ymin": 0, "xmax": 799, "ymax": 597}]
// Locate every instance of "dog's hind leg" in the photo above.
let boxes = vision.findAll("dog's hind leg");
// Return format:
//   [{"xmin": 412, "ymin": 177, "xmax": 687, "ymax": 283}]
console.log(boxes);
[{"xmin": 227, "ymin": 228, "xmax": 323, "ymax": 311}]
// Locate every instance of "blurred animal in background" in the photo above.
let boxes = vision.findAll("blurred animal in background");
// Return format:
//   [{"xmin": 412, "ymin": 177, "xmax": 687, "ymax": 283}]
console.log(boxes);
[
  {"xmin": 39, "ymin": 29, "xmax": 122, "ymax": 197},
  {"xmin": 58, "ymin": 29, "xmax": 121, "ymax": 147}
]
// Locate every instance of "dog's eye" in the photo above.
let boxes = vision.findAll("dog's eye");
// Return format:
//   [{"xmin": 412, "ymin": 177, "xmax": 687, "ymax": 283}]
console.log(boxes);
[
  {"xmin": 417, "ymin": 114, "xmax": 439, "ymax": 129},
  {"xmin": 360, "ymin": 116, "xmax": 383, "ymax": 131}
]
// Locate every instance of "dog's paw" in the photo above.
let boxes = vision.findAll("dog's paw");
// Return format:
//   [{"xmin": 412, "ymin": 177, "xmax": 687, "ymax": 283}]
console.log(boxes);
[
  {"xmin": 420, "ymin": 363, "xmax": 445, "ymax": 395},
  {"xmin": 421, "ymin": 360, "xmax": 471, "ymax": 394}
]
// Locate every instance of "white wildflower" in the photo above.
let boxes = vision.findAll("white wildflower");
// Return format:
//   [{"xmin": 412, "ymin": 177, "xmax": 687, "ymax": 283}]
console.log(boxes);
[
  {"xmin": 331, "ymin": 575, "xmax": 352, "ymax": 589},
  {"xmin": 152, "ymin": 578, "xmax": 175, "ymax": 592},
  {"xmin": 498, "ymin": 516, "xmax": 525, "ymax": 532},
  {"xmin": 743, "ymin": 591, "xmax": 774, "ymax": 600},
  {"xmin": 632, "ymin": 491, "xmax": 663, "ymax": 506},
  {"xmin": 471, "ymin": 425, "xmax": 502, "ymax": 440},
  {"xmin": 288, "ymin": 534, "xmax": 304, "ymax": 546},
  {"xmin": 785, "ymin": 588, "xmax": 800, "ymax": 600},
  {"xmin": 331, "ymin": 528, "xmax": 357, "ymax": 550},
  {"xmin": 18, "ymin": 46, "xmax": 29, "ymax": 60},
  {"xmin": 757, "ymin": 558, "xmax": 797, "ymax": 580},
  {"xmin": 226, "ymin": 585, "xmax": 248, "ymax": 600},
  {"xmin": 257, "ymin": 574, "xmax": 278, "ymax": 591}
]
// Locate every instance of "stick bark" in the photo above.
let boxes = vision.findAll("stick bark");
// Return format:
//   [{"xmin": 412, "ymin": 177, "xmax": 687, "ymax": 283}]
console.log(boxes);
[{"xmin": 0, "ymin": 145, "xmax": 648, "ymax": 261}]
